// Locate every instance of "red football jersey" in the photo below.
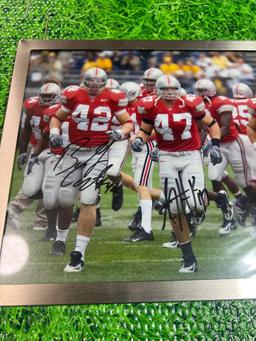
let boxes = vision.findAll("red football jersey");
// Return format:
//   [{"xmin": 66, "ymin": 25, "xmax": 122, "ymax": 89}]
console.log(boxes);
[
  {"xmin": 61, "ymin": 86, "xmax": 128, "ymax": 147},
  {"xmin": 230, "ymin": 98, "xmax": 252, "ymax": 135},
  {"xmin": 138, "ymin": 94, "xmax": 205, "ymax": 152},
  {"xmin": 23, "ymin": 97, "xmax": 48, "ymax": 145},
  {"xmin": 43, "ymin": 103, "xmax": 70, "ymax": 155},
  {"xmin": 205, "ymin": 96, "xmax": 238, "ymax": 143}
]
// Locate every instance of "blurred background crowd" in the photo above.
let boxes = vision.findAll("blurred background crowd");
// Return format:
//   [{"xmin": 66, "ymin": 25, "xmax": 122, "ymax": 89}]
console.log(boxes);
[{"xmin": 26, "ymin": 50, "xmax": 256, "ymax": 97}]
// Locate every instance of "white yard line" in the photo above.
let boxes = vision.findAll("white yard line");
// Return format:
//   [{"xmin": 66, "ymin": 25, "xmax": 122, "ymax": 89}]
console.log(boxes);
[{"xmin": 27, "ymin": 256, "xmax": 242, "ymax": 266}]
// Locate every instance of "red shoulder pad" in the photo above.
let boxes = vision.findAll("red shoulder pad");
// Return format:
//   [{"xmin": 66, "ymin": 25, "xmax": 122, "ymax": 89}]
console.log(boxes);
[
  {"xmin": 137, "ymin": 95, "xmax": 157, "ymax": 113},
  {"xmin": 183, "ymin": 95, "xmax": 205, "ymax": 113},
  {"xmin": 106, "ymin": 88, "xmax": 128, "ymax": 107},
  {"xmin": 214, "ymin": 96, "xmax": 234, "ymax": 114},
  {"xmin": 23, "ymin": 97, "xmax": 39, "ymax": 111},
  {"xmin": 61, "ymin": 85, "xmax": 82, "ymax": 104}
]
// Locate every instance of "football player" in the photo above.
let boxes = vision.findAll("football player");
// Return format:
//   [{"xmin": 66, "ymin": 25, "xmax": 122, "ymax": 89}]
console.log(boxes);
[
  {"xmin": 105, "ymin": 78, "xmax": 128, "ymax": 211},
  {"xmin": 127, "ymin": 68, "xmax": 163, "ymax": 231},
  {"xmin": 71, "ymin": 77, "xmax": 122, "ymax": 225},
  {"xmin": 195, "ymin": 79, "xmax": 256, "ymax": 233},
  {"xmin": 131, "ymin": 75, "xmax": 222, "ymax": 273},
  {"xmin": 140, "ymin": 67, "xmax": 163, "ymax": 97},
  {"xmin": 230, "ymin": 83, "xmax": 256, "ymax": 227},
  {"xmin": 120, "ymin": 81, "xmax": 157, "ymax": 242},
  {"xmin": 49, "ymin": 67, "xmax": 133, "ymax": 272},
  {"xmin": 7, "ymin": 81, "xmax": 61, "ymax": 231},
  {"xmin": 29, "ymin": 101, "xmax": 74, "ymax": 254}
]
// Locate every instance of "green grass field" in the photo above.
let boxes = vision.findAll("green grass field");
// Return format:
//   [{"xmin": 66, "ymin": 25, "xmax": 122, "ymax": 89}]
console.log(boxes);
[{"xmin": 1, "ymin": 152, "xmax": 255, "ymax": 285}]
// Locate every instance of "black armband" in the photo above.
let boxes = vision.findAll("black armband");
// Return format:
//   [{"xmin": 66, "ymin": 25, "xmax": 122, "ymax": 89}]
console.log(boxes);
[
  {"xmin": 208, "ymin": 118, "xmax": 217, "ymax": 128},
  {"xmin": 211, "ymin": 138, "xmax": 220, "ymax": 147},
  {"xmin": 140, "ymin": 127, "xmax": 151, "ymax": 136},
  {"xmin": 142, "ymin": 118, "xmax": 153, "ymax": 124}
]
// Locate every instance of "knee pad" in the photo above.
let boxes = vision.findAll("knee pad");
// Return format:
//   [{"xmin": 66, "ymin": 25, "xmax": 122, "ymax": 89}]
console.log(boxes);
[
  {"xmin": 80, "ymin": 187, "xmax": 99, "ymax": 205},
  {"xmin": 58, "ymin": 187, "xmax": 78, "ymax": 208},
  {"xmin": 22, "ymin": 176, "xmax": 42, "ymax": 198}
]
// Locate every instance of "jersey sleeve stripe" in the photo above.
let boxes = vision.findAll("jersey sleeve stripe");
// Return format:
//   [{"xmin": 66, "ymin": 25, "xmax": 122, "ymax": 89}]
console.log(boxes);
[{"xmin": 218, "ymin": 105, "xmax": 234, "ymax": 113}]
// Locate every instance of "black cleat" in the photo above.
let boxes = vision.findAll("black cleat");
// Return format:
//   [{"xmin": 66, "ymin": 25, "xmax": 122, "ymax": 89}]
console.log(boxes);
[
  {"xmin": 49, "ymin": 240, "xmax": 66, "ymax": 256},
  {"xmin": 162, "ymin": 231, "xmax": 179, "ymax": 248},
  {"xmin": 124, "ymin": 228, "xmax": 154, "ymax": 242},
  {"xmin": 112, "ymin": 184, "xmax": 123, "ymax": 211},
  {"xmin": 64, "ymin": 251, "xmax": 84, "ymax": 272},
  {"xmin": 219, "ymin": 218, "xmax": 237, "ymax": 236},
  {"xmin": 128, "ymin": 208, "xmax": 142, "ymax": 231},
  {"xmin": 179, "ymin": 258, "xmax": 198, "ymax": 273},
  {"xmin": 96, "ymin": 207, "xmax": 102, "ymax": 227},
  {"xmin": 40, "ymin": 229, "xmax": 56, "ymax": 241}
]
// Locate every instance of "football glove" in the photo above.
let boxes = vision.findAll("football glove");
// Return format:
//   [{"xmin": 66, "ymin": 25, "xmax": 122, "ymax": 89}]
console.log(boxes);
[
  {"xmin": 150, "ymin": 146, "xmax": 159, "ymax": 162},
  {"xmin": 202, "ymin": 140, "xmax": 212, "ymax": 157},
  {"xmin": 209, "ymin": 146, "xmax": 222, "ymax": 165},
  {"xmin": 49, "ymin": 134, "xmax": 63, "ymax": 148},
  {"xmin": 27, "ymin": 154, "xmax": 40, "ymax": 175},
  {"xmin": 131, "ymin": 137, "xmax": 144, "ymax": 152},
  {"xmin": 106, "ymin": 129, "xmax": 124, "ymax": 141},
  {"xmin": 17, "ymin": 152, "xmax": 27, "ymax": 170}
]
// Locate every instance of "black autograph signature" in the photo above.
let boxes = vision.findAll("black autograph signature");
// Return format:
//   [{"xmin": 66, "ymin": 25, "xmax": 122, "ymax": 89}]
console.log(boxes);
[
  {"xmin": 161, "ymin": 171, "xmax": 208, "ymax": 231},
  {"xmin": 53, "ymin": 137, "xmax": 116, "ymax": 193}
]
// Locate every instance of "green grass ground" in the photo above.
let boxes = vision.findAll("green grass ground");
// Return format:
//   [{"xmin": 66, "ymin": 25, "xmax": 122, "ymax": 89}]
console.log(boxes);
[{"xmin": 1, "ymin": 153, "xmax": 255, "ymax": 285}]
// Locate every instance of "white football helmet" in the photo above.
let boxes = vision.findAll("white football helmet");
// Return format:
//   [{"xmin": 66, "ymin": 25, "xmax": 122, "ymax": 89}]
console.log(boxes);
[
  {"xmin": 194, "ymin": 79, "xmax": 216, "ymax": 98},
  {"xmin": 120, "ymin": 82, "xmax": 141, "ymax": 101},
  {"xmin": 83, "ymin": 67, "xmax": 107, "ymax": 95},
  {"xmin": 232, "ymin": 83, "xmax": 253, "ymax": 99},
  {"xmin": 180, "ymin": 88, "xmax": 187, "ymax": 96},
  {"xmin": 105, "ymin": 78, "xmax": 120, "ymax": 89},
  {"xmin": 38, "ymin": 83, "xmax": 61, "ymax": 106},
  {"xmin": 143, "ymin": 67, "xmax": 163, "ymax": 92},
  {"xmin": 156, "ymin": 75, "xmax": 181, "ymax": 100}
]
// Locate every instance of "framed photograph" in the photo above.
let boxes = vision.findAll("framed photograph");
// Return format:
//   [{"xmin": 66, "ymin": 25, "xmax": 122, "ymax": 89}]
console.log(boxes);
[{"xmin": 0, "ymin": 40, "xmax": 256, "ymax": 306}]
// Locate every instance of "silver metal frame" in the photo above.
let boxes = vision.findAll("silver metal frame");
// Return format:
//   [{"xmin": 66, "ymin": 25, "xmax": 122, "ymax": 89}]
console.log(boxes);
[{"xmin": 1, "ymin": 40, "xmax": 256, "ymax": 306}]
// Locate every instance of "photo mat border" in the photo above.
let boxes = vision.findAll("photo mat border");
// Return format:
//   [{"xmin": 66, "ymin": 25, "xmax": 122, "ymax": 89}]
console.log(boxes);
[{"xmin": 1, "ymin": 40, "xmax": 256, "ymax": 306}]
